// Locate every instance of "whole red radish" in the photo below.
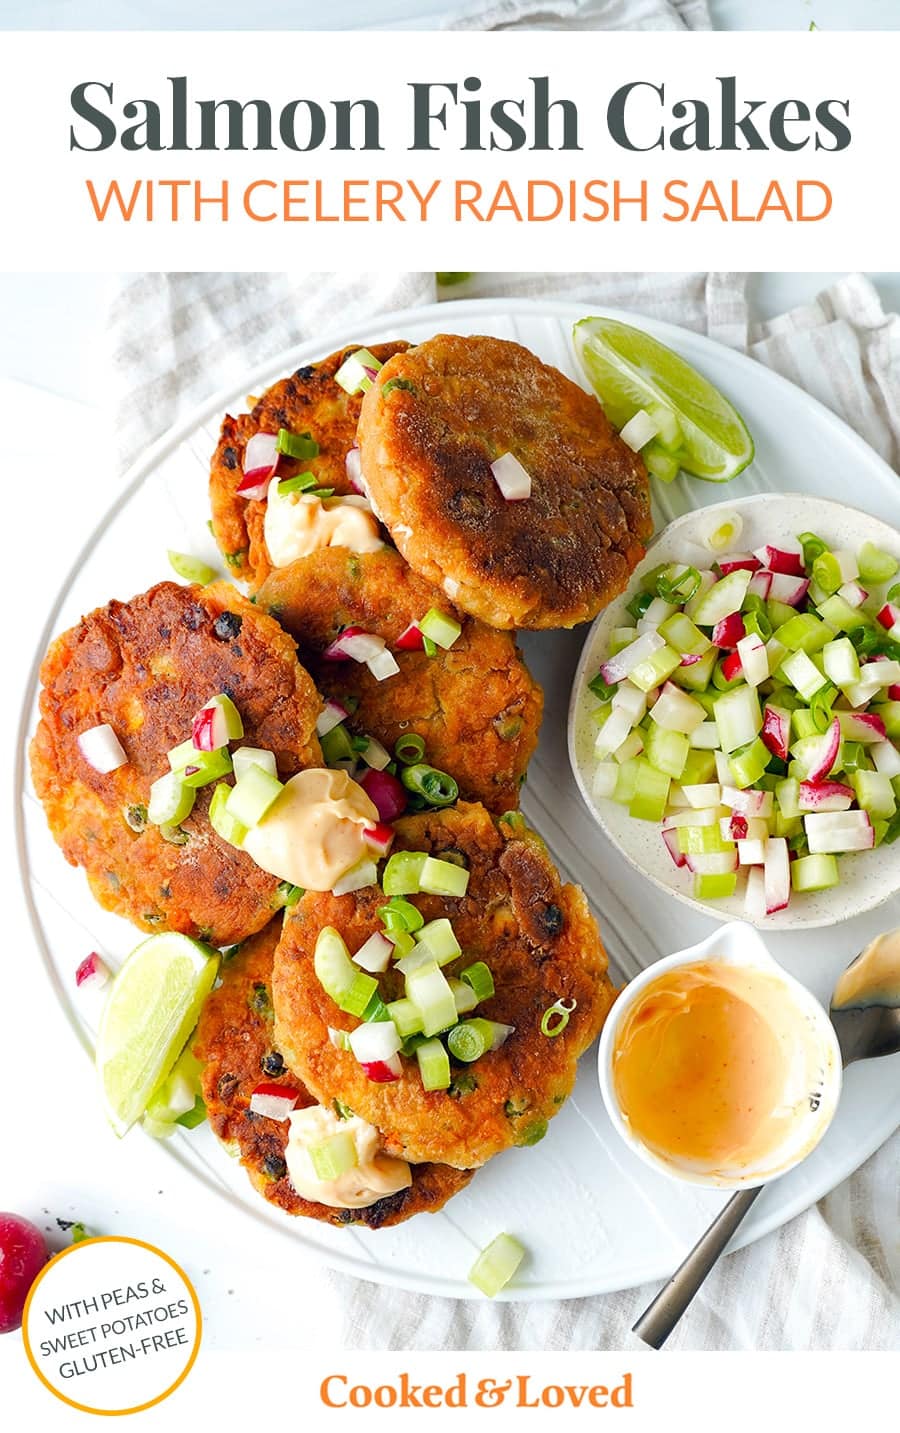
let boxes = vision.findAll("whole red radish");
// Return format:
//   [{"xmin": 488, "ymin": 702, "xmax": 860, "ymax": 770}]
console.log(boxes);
[{"xmin": 0, "ymin": 1213, "xmax": 49, "ymax": 1334}]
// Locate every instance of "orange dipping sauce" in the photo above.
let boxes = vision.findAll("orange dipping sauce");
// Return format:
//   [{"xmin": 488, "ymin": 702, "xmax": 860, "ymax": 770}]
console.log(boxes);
[{"xmin": 612, "ymin": 960, "xmax": 803, "ymax": 1174}]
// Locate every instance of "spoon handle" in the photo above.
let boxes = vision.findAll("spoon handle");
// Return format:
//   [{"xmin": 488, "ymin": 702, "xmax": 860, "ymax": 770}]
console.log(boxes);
[{"xmin": 632, "ymin": 1186, "xmax": 763, "ymax": 1348}]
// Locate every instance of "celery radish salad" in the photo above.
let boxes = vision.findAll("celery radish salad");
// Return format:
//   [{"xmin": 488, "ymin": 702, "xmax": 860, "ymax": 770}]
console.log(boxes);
[{"xmin": 576, "ymin": 502, "xmax": 900, "ymax": 922}]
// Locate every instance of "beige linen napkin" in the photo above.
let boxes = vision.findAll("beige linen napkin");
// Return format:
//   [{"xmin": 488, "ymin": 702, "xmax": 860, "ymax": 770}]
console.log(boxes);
[{"xmin": 105, "ymin": 270, "xmax": 900, "ymax": 1351}]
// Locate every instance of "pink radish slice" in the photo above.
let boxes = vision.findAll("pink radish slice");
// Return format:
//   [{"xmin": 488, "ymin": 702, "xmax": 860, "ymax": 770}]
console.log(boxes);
[
  {"xmin": 322, "ymin": 627, "xmax": 385, "ymax": 663},
  {"xmin": 805, "ymin": 811, "xmax": 874, "ymax": 854},
  {"xmin": 745, "ymin": 866, "xmax": 766, "ymax": 921},
  {"xmin": 490, "ymin": 452, "xmax": 532, "ymax": 501},
  {"xmin": 316, "ymin": 700, "xmax": 350, "ymax": 738},
  {"xmin": 75, "ymin": 951, "xmax": 111, "ymax": 989},
  {"xmin": 747, "ymin": 570, "xmax": 773, "ymax": 600},
  {"xmin": 762, "ymin": 705, "xmax": 791, "ymax": 761},
  {"xmin": 798, "ymin": 780, "xmax": 854, "ymax": 812},
  {"xmin": 767, "ymin": 571, "xmax": 810, "ymax": 606},
  {"xmin": 889, "ymin": 684, "xmax": 900, "ymax": 700},
  {"xmin": 661, "ymin": 828, "xmax": 686, "ymax": 867},
  {"xmin": 77, "ymin": 723, "xmax": 128, "ymax": 774},
  {"xmin": 395, "ymin": 623, "xmax": 425, "ymax": 651},
  {"xmin": 191, "ymin": 702, "xmax": 233, "ymax": 752},
  {"xmin": 249, "ymin": 1084, "xmax": 300, "ymax": 1121},
  {"xmin": 839, "ymin": 711, "xmax": 886, "ymax": 742},
  {"xmin": 717, "ymin": 553, "xmax": 761, "ymax": 575},
  {"xmin": 721, "ymin": 785, "xmax": 773, "ymax": 817},
  {"xmin": 600, "ymin": 630, "xmax": 665, "ymax": 685},
  {"xmin": 238, "ymin": 432, "xmax": 279, "ymax": 499},
  {"xmin": 837, "ymin": 581, "xmax": 868, "ymax": 608},
  {"xmin": 720, "ymin": 651, "xmax": 743, "ymax": 682},
  {"xmin": 805, "ymin": 717, "xmax": 842, "ymax": 782},
  {"xmin": 359, "ymin": 768, "xmax": 407, "ymax": 823},
  {"xmin": 711, "ymin": 612, "xmax": 746, "ymax": 649},
  {"xmin": 685, "ymin": 851, "xmax": 739, "ymax": 876},
  {"xmin": 763, "ymin": 837, "xmax": 791, "ymax": 914},
  {"xmin": 360, "ymin": 1057, "xmax": 402, "ymax": 1083},
  {"xmin": 363, "ymin": 821, "xmax": 395, "ymax": 856},
  {"xmin": 345, "ymin": 446, "xmax": 366, "ymax": 494},
  {"xmin": 680, "ymin": 653, "xmax": 703, "ymax": 667},
  {"xmin": 877, "ymin": 602, "xmax": 900, "ymax": 631},
  {"xmin": 753, "ymin": 544, "xmax": 805, "ymax": 576}
]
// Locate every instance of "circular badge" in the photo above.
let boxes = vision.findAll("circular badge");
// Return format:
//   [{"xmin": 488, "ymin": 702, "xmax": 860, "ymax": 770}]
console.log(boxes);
[{"xmin": 22, "ymin": 1237, "xmax": 201, "ymax": 1415}]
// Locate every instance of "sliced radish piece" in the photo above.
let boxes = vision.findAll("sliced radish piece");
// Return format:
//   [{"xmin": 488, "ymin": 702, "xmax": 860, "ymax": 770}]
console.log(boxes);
[
  {"xmin": 322, "ymin": 626, "xmax": 382, "ymax": 663},
  {"xmin": 328, "ymin": 1026, "xmax": 351, "ymax": 1051},
  {"xmin": 352, "ymin": 931, "xmax": 394, "ymax": 974},
  {"xmin": 804, "ymin": 717, "xmax": 842, "ymax": 783},
  {"xmin": 876, "ymin": 602, "xmax": 900, "ymax": 639},
  {"xmin": 77, "ymin": 723, "xmax": 128, "ymax": 774},
  {"xmin": 753, "ymin": 544, "xmax": 804, "ymax": 576},
  {"xmin": 593, "ymin": 762, "xmax": 619, "ymax": 800},
  {"xmin": 619, "ymin": 409, "xmax": 660, "ymax": 451},
  {"xmin": 711, "ymin": 612, "xmax": 746, "ymax": 649},
  {"xmin": 362, "ymin": 821, "xmax": 395, "ymax": 857},
  {"xmin": 238, "ymin": 432, "xmax": 279, "ymax": 499},
  {"xmin": 805, "ymin": 810, "xmax": 874, "ymax": 854},
  {"xmin": 720, "ymin": 651, "xmax": 743, "ymax": 683},
  {"xmin": 366, "ymin": 647, "xmax": 401, "ymax": 682},
  {"xmin": 767, "ymin": 572, "xmax": 810, "ymax": 607},
  {"xmin": 720, "ymin": 813, "xmax": 748, "ymax": 841},
  {"xmin": 345, "ymin": 445, "xmax": 366, "ymax": 494},
  {"xmin": 594, "ymin": 706, "xmax": 637, "ymax": 760},
  {"xmin": 761, "ymin": 705, "xmax": 791, "ymax": 762},
  {"xmin": 649, "ymin": 682, "xmax": 706, "ymax": 734},
  {"xmin": 600, "ymin": 630, "xmax": 665, "ymax": 685},
  {"xmin": 764, "ymin": 837, "xmax": 790, "ymax": 914},
  {"xmin": 745, "ymin": 865, "xmax": 766, "ymax": 921},
  {"xmin": 861, "ymin": 659, "xmax": 900, "ymax": 688},
  {"xmin": 836, "ymin": 710, "xmax": 886, "ymax": 743},
  {"xmin": 661, "ymin": 828, "xmax": 686, "ymax": 867},
  {"xmin": 359, "ymin": 768, "xmax": 407, "ymax": 823},
  {"xmin": 735, "ymin": 633, "xmax": 768, "ymax": 687},
  {"xmin": 395, "ymin": 623, "xmax": 425, "ymax": 651},
  {"xmin": 360, "ymin": 736, "xmax": 391, "ymax": 771},
  {"xmin": 359, "ymin": 1055, "xmax": 403, "ymax": 1083},
  {"xmin": 721, "ymin": 785, "xmax": 774, "ymax": 818},
  {"xmin": 747, "ymin": 570, "xmax": 773, "ymax": 600},
  {"xmin": 191, "ymin": 694, "xmax": 243, "ymax": 752},
  {"xmin": 716, "ymin": 552, "xmax": 760, "ymax": 575},
  {"xmin": 698, "ymin": 510, "xmax": 743, "ymax": 553},
  {"xmin": 490, "ymin": 452, "xmax": 532, "ymax": 501},
  {"xmin": 664, "ymin": 806, "xmax": 723, "ymax": 828},
  {"xmin": 75, "ymin": 951, "xmax": 111, "ymax": 989},
  {"xmin": 798, "ymin": 781, "xmax": 854, "ymax": 812},
  {"xmin": 249, "ymin": 1083, "xmax": 300, "ymax": 1121},
  {"xmin": 349, "ymin": 1019, "xmax": 401, "ymax": 1065},
  {"xmin": 871, "ymin": 740, "xmax": 900, "ymax": 778},
  {"xmin": 737, "ymin": 838, "xmax": 767, "ymax": 865},
  {"xmin": 316, "ymin": 700, "xmax": 350, "ymax": 738},
  {"xmin": 611, "ymin": 681, "xmax": 647, "ymax": 723},
  {"xmin": 836, "ymin": 580, "xmax": 868, "ymax": 609},
  {"xmin": 685, "ymin": 850, "xmax": 739, "ymax": 876},
  {"xmin": 681, "ymin": 782, "xmax": 722, "ymax": 809}
]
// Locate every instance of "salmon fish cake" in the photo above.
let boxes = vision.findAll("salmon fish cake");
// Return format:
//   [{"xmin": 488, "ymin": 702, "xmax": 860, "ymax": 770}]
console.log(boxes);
[
  {"xmin": 357, "ymin": 333, "xmax": 652, "ymax": 629},
  {"xmin": 194, "ymin": 921, "xmax": 473, "ymax": 1227},
  {"xmin": 272, "ymin": 802, "xmax": 614, "ymax": 1169},
  {"xmin": 257, "ymin": 546, "xmax": 543, "ymax": 815},
  {"xmin": 210, "ymin": 340, "xmax": 408, "ymax": 589},
  {"xmin": 30, "ymin": 581, "xmax": 322, "ymax": 947}
]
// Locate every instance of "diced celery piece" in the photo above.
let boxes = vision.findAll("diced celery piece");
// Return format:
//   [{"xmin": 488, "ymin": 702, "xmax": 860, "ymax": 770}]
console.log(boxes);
[
  {"xmin": 776, "ymin": 777, "xmax": 801, "ymax": 818},
  {"xmin": 875, "ymin": 701, "xmax": 900, "ymax": 740},
  {"xmin": 728, "ymin": 738, "xmax": 769, "ymax": 789},
  {"xmin": 693, "ymin": 871, "xmax": 738, "ymax": 900},
  {"xmin": 448, "ymin": 978, "xmax": 479, "ymax": 1016},
  {"xmin": 791, "ymin": 709, "xmax": 821, "ymax": 741},
  {"xmin": 822, "ymin": 637, "xmax": 860, "ymax": 688},
  {"xmin": 690, "ymin": 569, "xmax": 753, "ymax": 627},
  {"xmin": 670, "ymin": 648, "xmax": 717, "ymax": 693},
  {"xmin": 791, "ymin": 853, "xmax": 840, "ymax": 893},
  {"xmin": 643, "ymin": 443, "xmax": 681, "ymax": 483},
  {"xmin": 857, "ymin": 541, "xmax": 899, "ymax": 585},
  {"xmin": 309, "ymin": 1132, "xmax": 358, "ymax": 1181},
  {"xmin": 658, "ymin": 613, "xmax": 711, "ymax": 656},
  {"xmin": 714, "ymin": 685, "xmax": 762, "ymax": 753},
  {"xmin": 767, "ymin": 598, "xmax": 799, "ymax": 632},
  {"xmin": 609, "ymin": 626, "xmax": 638, "ymax": 656},
  {"xmin": 681, "ymin": 749, "xmax": 718, "ymax": 786},
  {"xmin": 226, "ymin": 765, "xmax": 283, "ymax": 826},
  {"xmin": 419, "ymin": 857, "xmax": 470, "ymax": 898},
  {"xmin": 612, "ymin": 758, "xmax": 641, "ymax": 804},
  {"xmin": 628, "ymin": 645, "xmax": 682, "ymax": 693},
  {"xmin": 817, "ymin": 594, "xmax": 874, "ymax": 633},
  {"xmin": 775, "ymin": 812, "xmax": 803, "ymax": 839},
  {"xmin": 851, "ymin": 769, "xmax": 897, "ymax": 818},
  {"xmin": 382, "ymin": 851, "xmax": 427, "ymax": 895},
  {"xmin": 628, "ymin": 761, "xmax": 671, "ymax": 822},
  {"xmin": 420, "ymin": 607, "xmax": 462, "ymax": 650},
  {"xmin": 468, "ymin": 1233, "xmax": 525, "ymax": 1298},
  {"xmin": 643, "ymin": 723, "xmax": 689, "ymax": 779},
  {"xmin": 147, "ymin": 771, "xmax": 195, "ymax": 827},
  {"xmin": 677, "ymin": 824, "xmax": 731, "ymax": 855},
  {"xmin": 776, "ymin": 612, "xmax": 835, "ymax": 654},
  {"xmin": 406, "ymin": 962, "xmax": 458, "ymax": 1037},
  {"xmin": 413, "ymin": 918, "xmax": 461, "ymax": 964},
  {"xmin": 613, "ymin": 729, "xmax": 645, "ymax": 764},
  {"xmin": 780, "ymin": 650, "xmax": 829, "ymax": 701},
  {"xmin": 689, "ymin": 720, "xmax": 721, "ymax": 750},
  {"xmin": 416, "ymin": 1037, "xmax": 451, "ymax": 1092},
  {"xmin": 385, "ymin": 997, "xmax": 424, "ymax": 1039},
  {"xmin": 314, "ymin": 927, "xmax": 378, "ymax": 1017},
  {"xmin": 233, "ymin": 746, "xmax": 278, "ymax": 781},
  {"xmin": 208, "ymin": 782, "xmax": 247, "ymax": 847},
  {"xmin": 765, "ymin": 637, "xmax": 789, "ymax": 674},
  {"xmin": 168, "ymin": 739, "xmax": 233, "ymax": 788}
]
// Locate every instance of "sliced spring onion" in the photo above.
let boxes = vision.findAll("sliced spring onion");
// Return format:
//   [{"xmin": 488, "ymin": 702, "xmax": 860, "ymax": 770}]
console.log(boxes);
[
  {"xmin": 147, "ymin": 771, "xmax": 195, "ymax": 827},
  {"xmin": 309, "ymin": 1132, "xmax": 358, "ymax": 1181},
  {"xmin": 276, "ymin": 428, "xmax": 319, "ymax": 460},
  {"xmin": 334, "ymin": 348, "xmax": 383, "ymax": 395},
  {"xmin": 276, "ymin": 472, "xmax": 317, "ymax": 496},
  {"xmin": 447, "ymin": 1019, "xmax": 493, "ymax": 1062},
  {"xmin": 276, "ymin": 881, "xmax": 303, "ymax": 907},
  {"xmin": 698, "ymin": 509, "xmax": 743, "ymax": 553},
  {"xmin": 168, "ymin": 550, "xmax": 217, "ymax": 585},
  {"xmin": 460, "ymin": 961, "xmax": 495, "ymax": 1002},
  {"xmin": 382, "ymin": 850, "xmax": 427, "ymax": 896},
  {"xmin": 400, "ymin": 763, "xmax": 458, "ymax": 807},
  {"xmin": 419, "ymin": 856, "xmax": 470, "ymax": 898},
  {"xmin": 540, "ymin": 997, "xmax": 577, "ymax": 1038},
  {"xmin": 656, "ymin": 566, "xmax": 701, "ymax": 605},
  {"xmin": 468, "ymin": 1233, "xmax": 525, "ymax": 1298},
  {"xmin": 379, "ymin": 897, "xmax": 424, "ymax": 934},
  {"xmin": 419, "ymin": 608, "xmax": 462, "ymax": 650},
  {"xmin": 394, "ymin": 733, "xmax": 426, "ymax": 765}
]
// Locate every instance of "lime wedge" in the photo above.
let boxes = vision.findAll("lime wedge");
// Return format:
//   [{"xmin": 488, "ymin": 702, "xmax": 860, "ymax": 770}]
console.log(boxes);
[
  {"xmin": 96, "ymin": 933, "xmax": 219, "ymax": 1136},
  {"xmin": 573, "ymin": 316, "xmax": 755, "ymax": 483}
]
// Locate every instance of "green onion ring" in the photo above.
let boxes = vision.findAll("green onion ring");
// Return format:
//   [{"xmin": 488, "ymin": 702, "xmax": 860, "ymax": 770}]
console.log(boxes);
[
  {"xmin": 400, "ymin": 763, "xmax": 459, "ymax": 807},
  {"xmin": 656, "ymin": 565, "xmax": 701, "ymax": 604},
  {"xmin": 798, "ymin": 531, "xmax": 828, "ymax": 568},
  {"xmin": 626, "ymin": 591, "xmax": 654, "ymax": 622},
  {"xmin": 809, "ymin": 688, "xmax": 834, "ymax": 733},
  {"xmin": 394, "ymin": 733, "xmax": 426, "ymax": 765},
  {"xmin": 540, "ymin": 997, "xmax": 577, "ymax": 1038},
  {"xmin": 743, "ymin": 610, "xmax": 772, "ymax": 641}
]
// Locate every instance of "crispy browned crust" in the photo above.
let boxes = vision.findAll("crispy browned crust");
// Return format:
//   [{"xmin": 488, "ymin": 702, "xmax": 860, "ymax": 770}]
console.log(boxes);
[
  {"xmin": 194, "ymin": 921, "xmax": 473, "ymax": 1226},
  {"xmin": 257, "ymin": 547, "xmax": 543, "ymax": 815},
  {"xmin": 209, "ymin": 341, "xmax": 409, "ymax": 589},
  {"xmin": 273, "ymin": 803, "xmax": 614, "ymax": 1169},
  {"xmin": 30, "ymin": 581, "xmax": 322, "ymax": 947},
  {"xmin": 357, "ymin": 334, "xmax": 653, "ymax": 629}
]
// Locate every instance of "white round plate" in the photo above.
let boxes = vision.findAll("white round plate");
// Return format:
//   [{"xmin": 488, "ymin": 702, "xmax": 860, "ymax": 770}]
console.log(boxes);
[
  {"xmin": 18, "ymin": 298, "xmax": 900, "ymax": 1302},
  {"xmin": 569, "ymin": 494, "xmax": 900, "ymax": 930}
]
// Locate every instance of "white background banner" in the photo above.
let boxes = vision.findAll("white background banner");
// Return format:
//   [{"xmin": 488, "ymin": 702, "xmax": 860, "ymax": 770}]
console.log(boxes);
[{"xmin": 1, "ymin": 30, "xmax": 898, "ymax": 271}]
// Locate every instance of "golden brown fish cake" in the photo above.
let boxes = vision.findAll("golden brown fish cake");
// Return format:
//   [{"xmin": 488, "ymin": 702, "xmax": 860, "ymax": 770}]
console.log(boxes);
[
  {"xmin": 273, "ymin": 802, "xmax": 614, "ymax": 1169},
  {"xmin": 257, "ymin": 546, "xmax": 543, "ymax": 815},
  {"xmin": 30, "ymin": 581, "xmax": 322, "ymax": 947},
  {"xmin": 357, "ymin": 333, "xmax": 652, "ymax": 630},
  {"xmin": 210, "ymin": 340, "xmax": 408, "ymax": 589},
  {"xmin": 194, "ymin": 921, "xmax": 473, "ymax": 1227}
]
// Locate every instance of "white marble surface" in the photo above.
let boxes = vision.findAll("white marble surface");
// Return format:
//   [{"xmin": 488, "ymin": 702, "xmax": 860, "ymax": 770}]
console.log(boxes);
[{"xmin": 4, "ymin": 0, "xmax": 900, "ymax": 29}]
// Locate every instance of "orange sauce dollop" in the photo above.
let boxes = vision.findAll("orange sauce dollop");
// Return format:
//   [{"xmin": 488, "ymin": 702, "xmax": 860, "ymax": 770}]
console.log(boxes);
[{"xmin": 613, "ymin": 960, "xmax": 798, "ymax": 1172}]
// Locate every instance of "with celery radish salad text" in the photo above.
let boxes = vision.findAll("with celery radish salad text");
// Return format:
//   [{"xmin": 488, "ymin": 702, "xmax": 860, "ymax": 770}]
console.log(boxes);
[{"xmin": 585, "ymin": 510, "xmax": 900, "ymax": 918}]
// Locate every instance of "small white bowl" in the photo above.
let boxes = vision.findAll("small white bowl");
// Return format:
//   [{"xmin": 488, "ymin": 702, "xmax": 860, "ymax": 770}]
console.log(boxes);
[
  {"xmin": 568, "ymin": 493, "xmax": 900, "ymax": 929},
  {"xmin": 598, "ymin": 921, "xmax": 842, "ymax": 1189}
]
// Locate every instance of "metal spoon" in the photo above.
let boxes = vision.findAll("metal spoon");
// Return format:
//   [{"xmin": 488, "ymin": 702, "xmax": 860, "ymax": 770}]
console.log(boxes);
[{"xmin": 632, "ymin": 931, "xmax": 900, "ymax": 1349}]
